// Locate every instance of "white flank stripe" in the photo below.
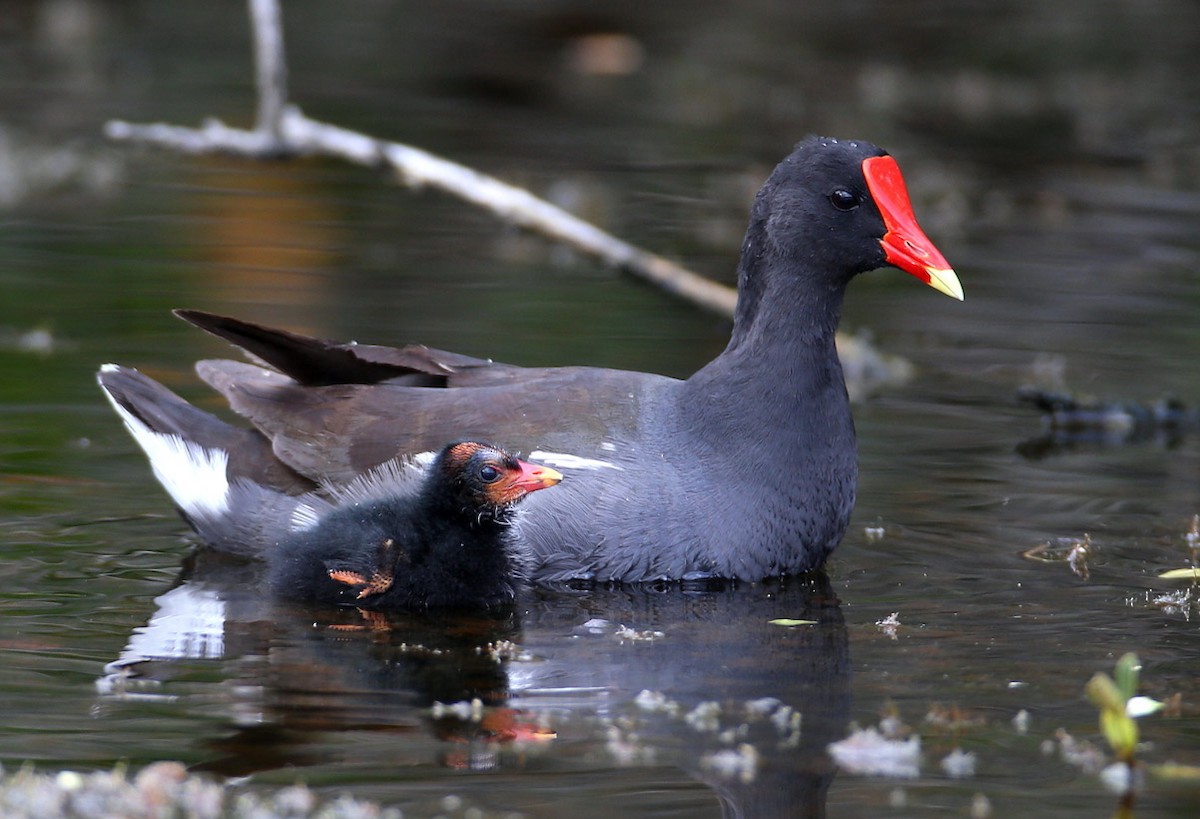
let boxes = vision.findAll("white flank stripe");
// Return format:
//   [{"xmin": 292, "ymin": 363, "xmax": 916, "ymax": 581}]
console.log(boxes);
[
  {"xmin": 529, "ymin": 450, "xmax": 623, "ymax": 471},
  {"xmin": 100, "ymin": 378, "xmax": 231, "ymax": 519}
]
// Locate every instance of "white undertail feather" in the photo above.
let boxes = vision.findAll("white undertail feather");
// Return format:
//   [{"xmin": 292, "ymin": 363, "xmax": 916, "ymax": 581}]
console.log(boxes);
[{"xmin": 99, "ymin": 369, "xmax": 231, "ymax": 520}]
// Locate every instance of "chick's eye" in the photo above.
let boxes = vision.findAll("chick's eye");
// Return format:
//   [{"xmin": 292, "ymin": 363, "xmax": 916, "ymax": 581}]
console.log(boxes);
[
  {"xmin": 478, "ymin": 464, "xmax": 502, "ymax": 483},
  {"xmin": 829, "ymin": 189, "xmax": 859, "ymax": 211}
]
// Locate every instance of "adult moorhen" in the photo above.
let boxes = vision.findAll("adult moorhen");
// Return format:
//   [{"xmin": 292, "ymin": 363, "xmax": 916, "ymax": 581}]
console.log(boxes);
[
  {"xmin": 99, "ymin": 365, "xmax": 563, "ymax": 609},
  {"xmin": 99, "ymin": 136, "xmax": 962, "ymax": 584}
]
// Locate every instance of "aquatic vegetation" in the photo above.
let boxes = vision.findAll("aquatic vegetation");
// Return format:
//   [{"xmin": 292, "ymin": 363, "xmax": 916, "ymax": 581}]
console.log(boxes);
[
  {"xmin": 1085, "ymin": 653, "xmax": 1161, "ymax": 768},
  {"xmin": 1082, "ymin": 652, "xmax": 1200, "ymax": 816},
  {"xmin": 1157, "ymin": 514, "xmax": 1200, "ymax": 580}
]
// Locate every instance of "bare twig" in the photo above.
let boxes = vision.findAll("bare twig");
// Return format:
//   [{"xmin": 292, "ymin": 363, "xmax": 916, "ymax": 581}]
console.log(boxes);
[
  {"xmin": 104, "ymin": 0, "xmax": 737, "ymax": 317},
  {"xmin": 249, "ymin": 0, "xmax": 287, "ymax": 143},
  {"xmin": 102, "ymin": 0, "xmax": 911, "ymax": 395}
]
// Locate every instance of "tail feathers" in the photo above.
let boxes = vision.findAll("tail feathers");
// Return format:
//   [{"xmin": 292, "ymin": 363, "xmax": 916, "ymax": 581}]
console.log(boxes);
[
  {"xmin": 97, "ymin": 364, "xmax": 315, "ymax": 493},
  {"xmin": 98, "ymin": 363, "xmax": 235, "ymax": 448},
  {"xmin": 98, "ymin": 364, "xmax": 325, "ymax": 556}
]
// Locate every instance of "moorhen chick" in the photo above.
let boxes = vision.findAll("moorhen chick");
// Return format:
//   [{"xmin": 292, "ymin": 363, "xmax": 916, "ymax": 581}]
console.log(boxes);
[
  {"xmin": 99, "ymin": 366, "xmax": 562, "ymax": 609},
  {"xmin": 99, "ymin": 136, "xmax": 962, "ymax": 584}
]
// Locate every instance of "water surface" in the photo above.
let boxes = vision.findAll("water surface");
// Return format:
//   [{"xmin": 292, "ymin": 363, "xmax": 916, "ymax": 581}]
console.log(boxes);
[{"xmin": 2, "ymin": 1, "xmax": 1199, "ymax": 816}]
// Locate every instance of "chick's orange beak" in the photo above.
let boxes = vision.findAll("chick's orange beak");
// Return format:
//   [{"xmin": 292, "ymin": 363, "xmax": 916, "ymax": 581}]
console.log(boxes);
[
  {"xmin": 509, "ymin": 460, "xmax": 564, "ymax": 493},
  {"xmin": 862, "ymin": 155, "xmax": 963, "ymax": 301}
]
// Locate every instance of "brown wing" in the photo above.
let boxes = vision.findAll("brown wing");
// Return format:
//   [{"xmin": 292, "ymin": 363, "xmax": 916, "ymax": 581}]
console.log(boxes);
[
  {"xmin": 175, "ymin": 310, "xmax": 674, "ymax": 501},
  {"xmin": 194, "ymin": 357, "xmax": 648, "ymax": 486}
]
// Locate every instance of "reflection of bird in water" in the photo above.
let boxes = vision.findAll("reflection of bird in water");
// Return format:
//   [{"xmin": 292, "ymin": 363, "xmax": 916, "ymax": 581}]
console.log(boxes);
[{"xmin": 98, "ymin": 552, "xmax": 850, "ymax": 817}]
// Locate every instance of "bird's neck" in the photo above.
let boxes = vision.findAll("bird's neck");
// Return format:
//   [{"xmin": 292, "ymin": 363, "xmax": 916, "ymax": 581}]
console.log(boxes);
[
  {"xmin": 678, "ymin": 243, "xmax": 856, "ymax": 507},
  {"xmin": 689, "ymin": 246, "xmax": 849, "ymax": 404},
  {"xmin": 671, "ymin": 254, "xmax": 857, "ymax": 576},
  {"xmin": 725, "ymin": 212, "xmax": 847, "ymax": 355}
]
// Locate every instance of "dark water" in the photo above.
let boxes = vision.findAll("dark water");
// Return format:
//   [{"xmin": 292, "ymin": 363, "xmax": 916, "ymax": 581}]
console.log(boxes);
[{"xmin": 2, "ymin": 1, "xmax": 1200, "ymax": 816}]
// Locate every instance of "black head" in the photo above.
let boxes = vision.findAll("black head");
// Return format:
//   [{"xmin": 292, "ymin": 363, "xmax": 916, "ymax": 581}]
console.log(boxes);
[
  {"xmin": 429, "ymin": 441, "xmax": 563, "ymax": 522},
  {"xmin": 744, "ymin": 135, "xmax": 960, "ymax": 299},
  {"xmin": 756, "ymin": 137, "xmax": 889, "ymax": 281}
]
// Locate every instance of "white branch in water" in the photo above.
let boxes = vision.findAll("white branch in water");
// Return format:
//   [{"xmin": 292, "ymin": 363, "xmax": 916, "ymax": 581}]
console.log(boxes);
[
  {"xmin": 103, "ymin": 0, "xmax": 737, "ymax": 317},
  {"xmin": 103, "ymin": 117, "xmax": 286, "ymax": 156},
  {"xmin": 105, "ymin": 101, "xmax": 738, "ymax": 316},
  {"xmin": 101, "ymin": 0, "xmax": 909, "ymax": 394},
  {"xmin": 249, "ymin": 0, "xmax": 287, "ymax": 141},
  {"xmin": 278, "ymin": 110, "xmax": 738, "ymax": 314}
]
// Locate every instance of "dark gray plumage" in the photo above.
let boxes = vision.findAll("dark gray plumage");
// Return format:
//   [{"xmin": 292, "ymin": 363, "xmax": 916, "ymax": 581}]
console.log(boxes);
[{"xmin": 101, "ymin": 136, "xmax": 961, "ymax": 583}]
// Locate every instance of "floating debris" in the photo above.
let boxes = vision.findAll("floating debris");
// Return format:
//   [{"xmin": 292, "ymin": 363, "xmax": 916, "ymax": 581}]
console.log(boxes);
[
  {"xmin": 879, "ymin": 713, "xmax": 909, "ymax": 740},
  {"xmin": 1151, "ymin": 516, "xmax": 1200, "ymax": 581},
  {"xmin": 605, "ymin": 723, "xmax": 656, "ymax": 767},
  {"xmin": 863, "ymin": 521, "xmax": 886, "ymax": 542},
  {"xmin": 563, "ymin": 32, "xmax": 645, "ymax": 78},
  {"xmin": 1186, "ymin": 515, "xmax": 1200, "ymax": 549},
  {"xmin": 1157, "ymin": 567, "xmax": 1200, "ymax": 580},
  {"xmin": 0, "ymin": 127, "xmax": 124, "ymax": 209},
  {"xmin": 768, "ymin": 618, "xmax": 817, "ymax": 627},
  {"xmin": 0, "ymin": 326, "xmax": 68, "ymax": 356},
  {"xmin": 577, "ymin": 618, "xmax": 612, "ymax": 634},
  {"xmin": 1125, "ymin": 696, "xmax": 1165, "ymax": 719},
  {"xmin": 876, "ymin": 612, "xmax": 901, "ymax": 639},
  {"xmin": 744, "ymin": 697, "xmax": 783, "ymax": 718},
  {"xmin": 940, "ymin": 747, "xmax": 977, "ymax": 779},
  {"xmin": 970, "ymin": 792, "xmax": 993, "ymax": 819},
  {"xmin": 1021, "ymin": 533, "xmax": 1092, "ymax": 579},
  {"xmin": 1013, "ymin": 709, "xmax": 1031, "ymax": 735},
  {"xmin": 478, "ymin": 639, "xmax": 533, "ymax": 662},
  {"xmin": 684, "ymin": 701, "xmax": 723, "ymax": 733},
  {"xmin": 1099, "ymin": 760, "xmax": 1141, "ymax": 795},
  {"xmin": 701, "ymin": 743, "xmax": 760, "ymax": 784},
  {"xmin": 613, "ymin": 625, "xmax": 666, "ymax": 642},
  {"xmin": 1129, "ymin": 587, "xmax": 1198, "ymax": 620},
  {"xmin": 633, "ymin": 689, "xmax": 680, "ymax": 717},
  {"xmin": 924, "ymin": 703, "xmax": 986, "ymax": 732},
  {"xmin": 877, "ymin": 703, "xmax": 911, "ymax": 740},
  {"xmin": 612, "ymin": 692, "xmax": 804, "ymax": 769},
  {"xmin": 431, "ymin": 698, "xmax": 484, "ymax": 722},
  {"xmin": 1051, "ymin": 727, "xmax": 1107, "ymax": 775},
  {"xmin": 0, "ymin": 761, "xmax": 404, "ymax": 819},
  {"xmin": 18, "ymin": 328, "xmax": 56, "ymax": 354},
  {"xmin": 827, "ymin": 727, "xmax": 921, "ymax": 778}
]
